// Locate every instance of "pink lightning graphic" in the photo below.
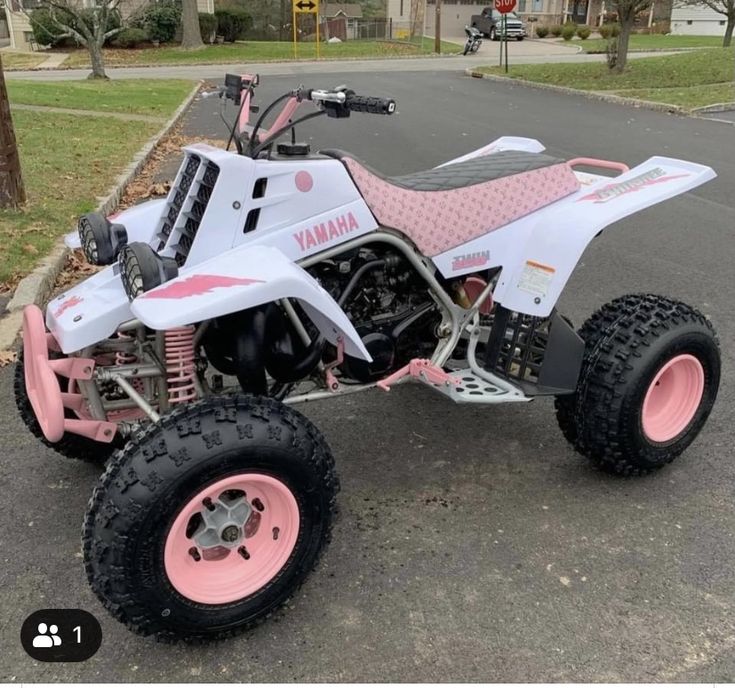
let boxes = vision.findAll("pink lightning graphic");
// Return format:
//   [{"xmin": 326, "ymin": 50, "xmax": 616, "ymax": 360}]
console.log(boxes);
[{"xmin": 141, "ymin": 275, "xmax": 265, "ymax": 299}]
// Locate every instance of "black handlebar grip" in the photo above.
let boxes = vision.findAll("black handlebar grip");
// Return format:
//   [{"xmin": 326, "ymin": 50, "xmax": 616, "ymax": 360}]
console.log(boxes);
[{"xmin": 345, "ymin": 95, "xmax": 396, "ymax": 115}]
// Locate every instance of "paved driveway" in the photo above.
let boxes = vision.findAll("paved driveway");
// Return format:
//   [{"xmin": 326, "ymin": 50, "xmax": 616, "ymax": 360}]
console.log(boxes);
[{"xmin": 1, "ymin": 70, "xmax": 734, "ymax": 682}]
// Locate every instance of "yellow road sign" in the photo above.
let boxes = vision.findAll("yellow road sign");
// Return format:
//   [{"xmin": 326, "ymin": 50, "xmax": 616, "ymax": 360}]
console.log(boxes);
[{"xmin": 293, "ymin": 0, "xmax": 318, "ymax": 13}]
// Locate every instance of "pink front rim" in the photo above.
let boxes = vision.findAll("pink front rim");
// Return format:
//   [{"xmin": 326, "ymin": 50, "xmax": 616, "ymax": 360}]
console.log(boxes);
[
  {"xmin": 641, "ymin": 354, "xmax": 705, "ymax": 443},
  {"xmin": 164, "ymin": 473, "xmax": 300, "ymax": 604}
]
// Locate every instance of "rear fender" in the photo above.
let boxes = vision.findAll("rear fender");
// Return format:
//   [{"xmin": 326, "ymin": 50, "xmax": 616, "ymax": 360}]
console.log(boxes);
[
  {"xmin": 492, "ymin": 156, "xmax": 717, "ymax": 316},
  {"xmin": 438, "ymin": 136, "xmax": 545, "ymax": 168},
  {"xmin": 64, "ymin": 198, "xmax": 167, "ymax": 250},
  {"xmin": 130, "ymin": 244, "xmax": 371, "ymax": 360}
]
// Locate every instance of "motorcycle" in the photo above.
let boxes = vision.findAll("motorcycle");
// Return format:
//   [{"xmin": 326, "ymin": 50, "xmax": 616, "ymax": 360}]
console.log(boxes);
[
  {"xmin": 464, "ymin": 24, "xmax": 483, "ymax": 54},
  {"xmin": 16, "ymin": 73, "xmax": 721, "ymax": 641}
]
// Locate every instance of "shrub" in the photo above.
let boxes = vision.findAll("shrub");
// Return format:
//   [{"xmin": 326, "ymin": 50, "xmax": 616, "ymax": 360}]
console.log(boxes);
[
  {"xmin": 29, "ymin": 6, "xmax": 120, "ymax": 47},
  {"xmin": 535, "ymin": 24, "xmax": 549, "ymax": 38},
  {"xmin": 610, "ymin": 23, "xmax": 620, "ymax": 36},
  {"xmin": 142, "ymin": 0, "xmax": 180, "ymax": 43},
  {"xmin": 550, "ymin": 24, "xmax": 563, "ymax": 37},
  {"xmin": 198, "ymin": 12, "xmax": 217, "ymax": 43},
  {"xmin": 598, "ymin": 23, "xmax": 612, "ymax": 38},
  {"xmin": 214, "ymin": 8, "xmax": 252, "ymax": 42},
  {"xmin": 576, "ymin": 25, "xmax": 591, "ymax": 39},
  {"xmin": 112, "ymin": 26, "xmax": 148, "ymax": 48},
  {"xmin": 29, "ymin": 8, "xmax": 63, "ymax": 46},
  {"xmin": 561, "ymin": 24, "xmax": 576, "ymax": 40}
]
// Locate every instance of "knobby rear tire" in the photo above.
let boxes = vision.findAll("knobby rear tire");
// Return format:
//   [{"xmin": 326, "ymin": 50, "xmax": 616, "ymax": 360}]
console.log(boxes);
[{"xmin": 555, "ymin": 294, "xmax": 720, "ymax": 475}]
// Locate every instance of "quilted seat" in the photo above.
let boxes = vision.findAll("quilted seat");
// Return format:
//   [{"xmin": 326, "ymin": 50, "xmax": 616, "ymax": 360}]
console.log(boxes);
[{"xmin": 322, "ymin": 149, "xmax": 581, "ymax": 257}]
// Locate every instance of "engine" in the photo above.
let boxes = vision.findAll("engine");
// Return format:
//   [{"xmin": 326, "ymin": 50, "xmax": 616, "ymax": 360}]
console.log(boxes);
[{"xmin": 310, "ymin": 246, "xmax": 440, "ymax": 383}]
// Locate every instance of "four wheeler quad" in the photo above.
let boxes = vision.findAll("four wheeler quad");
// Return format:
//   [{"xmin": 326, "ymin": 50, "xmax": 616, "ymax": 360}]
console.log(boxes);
[{"xmin": 15, "ymin": 74, "xmax": 721, "ymax": 641}]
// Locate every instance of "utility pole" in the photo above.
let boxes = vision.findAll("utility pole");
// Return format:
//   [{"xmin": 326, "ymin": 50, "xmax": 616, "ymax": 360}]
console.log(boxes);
[
  {"xmin": 0, "ymin": 55, "xmax": 25, "ymax": 209},
  {"xmin": 434, "ymin": 0, "xmax": 441, "ymax": 53}
]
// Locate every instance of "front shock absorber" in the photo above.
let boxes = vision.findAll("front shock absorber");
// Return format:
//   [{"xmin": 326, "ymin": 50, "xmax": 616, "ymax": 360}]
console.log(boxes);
[
  {"xmin": 115, "ymin": 330, "xmax": 137, "ymax": 366},
  {"xmin": 165, "ymin": 326, "xmax": 198, "ymax": 405}
]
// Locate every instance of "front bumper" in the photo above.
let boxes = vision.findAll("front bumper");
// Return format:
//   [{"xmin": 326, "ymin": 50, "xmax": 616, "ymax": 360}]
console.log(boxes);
[{"xmin": 23, "ymin": 305, "xmax": 117, "ymax": 443}]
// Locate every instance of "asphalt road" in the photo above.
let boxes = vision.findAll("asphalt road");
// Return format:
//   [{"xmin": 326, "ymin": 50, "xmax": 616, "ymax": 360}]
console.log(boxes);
[{"xmin": 2, "ymin": 70, "xmax": 735, "ymax": 682}]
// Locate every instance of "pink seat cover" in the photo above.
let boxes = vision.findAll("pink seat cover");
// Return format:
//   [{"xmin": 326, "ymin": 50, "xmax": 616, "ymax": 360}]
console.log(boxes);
[{"xmin": 342, "ymin": 157, "xmax": 580, "ymax": 256}]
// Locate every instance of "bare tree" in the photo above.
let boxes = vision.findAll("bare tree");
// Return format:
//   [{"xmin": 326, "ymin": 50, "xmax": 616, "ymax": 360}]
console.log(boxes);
[
  {"xmin": 675, "ymin": 0, "xmax": 734, "ymax": 46},
  {"xmin": 609, "ymin": 0, "xmax": 652, "ymax": 71},
  {"xmin": 26, "ymin": 0, "xmax": 122, "ymax": 79},
  {"xmin": 180, "ymin": 0, "xmax": 203, "ymax": 48},
  {"xmin": 0, "ymin": 56, "xmax": 25, "ymax": 209}
]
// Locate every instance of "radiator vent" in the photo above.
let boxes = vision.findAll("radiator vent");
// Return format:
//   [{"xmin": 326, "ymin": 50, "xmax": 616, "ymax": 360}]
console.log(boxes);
[
  {"xmin": 252, "ymin": 177, "xmax": 268, "ymax": 199},
  {"xmin": 172, "ymin": 160, "xmax": 220, "ymax": 266},
  {"xmin": 243, "ymin": 208, "xmax": 260, "ymax": 233},
  {"xmin": 156, "ymin": 154, "xmax": 200, "ymax": 249}
]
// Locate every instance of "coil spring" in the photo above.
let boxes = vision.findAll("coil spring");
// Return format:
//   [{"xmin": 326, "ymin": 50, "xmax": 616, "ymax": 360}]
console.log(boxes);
[
  {"xmin": 115, "ymin": 330, "xmax": 145, "ymax": 394},
  {"xmin": 165, "ymin": 326, "xmax": 198, "ymax": 404},
  {"xmin": 115, "ymin": 330, "xmax": 137, "ymax": 366}
]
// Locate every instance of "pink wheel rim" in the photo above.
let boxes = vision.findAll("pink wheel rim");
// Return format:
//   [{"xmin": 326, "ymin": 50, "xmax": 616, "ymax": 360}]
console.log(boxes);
[
  {"xmin": 641, "ymin": 354, "xmax": 705, "ymax": 443},
  {"xmin": 164, "ymin": 473, "xmax": 300, "ymax": 604}
]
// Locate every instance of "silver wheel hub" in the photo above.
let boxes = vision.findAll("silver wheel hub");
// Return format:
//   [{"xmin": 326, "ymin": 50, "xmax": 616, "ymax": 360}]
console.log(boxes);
[{"xmin": 192, "ymin": 494, "xmax": 253, "ymax": 551}]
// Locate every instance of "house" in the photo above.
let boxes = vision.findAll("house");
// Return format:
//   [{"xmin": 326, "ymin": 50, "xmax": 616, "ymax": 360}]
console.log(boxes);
[
  {"xmin": 320, "ymin": 3, "xmax": 362, "ymax": 31},
  {"xmin": 419, "ymin": 0, "xmax": 567, "ymax": 37},
  {"xmin": 671, "ymin": 1, "xmax": 728, "ymax": 35},
  {"xmin": 4, "ymin": 0, "xmax": 214, "ymax": 51}
]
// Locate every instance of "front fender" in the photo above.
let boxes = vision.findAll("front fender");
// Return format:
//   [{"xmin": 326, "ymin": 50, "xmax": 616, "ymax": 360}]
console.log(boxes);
[{"xmin": 130, "ymin": 244, "xmax": 371, "ymax": 361}]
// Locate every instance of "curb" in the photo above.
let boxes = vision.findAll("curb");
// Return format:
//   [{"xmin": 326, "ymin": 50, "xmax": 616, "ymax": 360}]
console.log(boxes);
[
  {"xmin": 464, "ymin": 67, "xmax": 686, "ymax": 115},
  {"xmin": 0, "ymin": 80, "xmax": 201, "ymax": 351},
  {"xmin": 691, "ymin": 101, "xmax": 735, "ymax": 114}
]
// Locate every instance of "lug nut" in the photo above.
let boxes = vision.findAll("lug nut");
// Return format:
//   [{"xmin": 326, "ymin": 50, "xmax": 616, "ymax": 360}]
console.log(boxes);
[{"xmin": 272, "ymin": 527, "xmax": 280, "ymax": 541}]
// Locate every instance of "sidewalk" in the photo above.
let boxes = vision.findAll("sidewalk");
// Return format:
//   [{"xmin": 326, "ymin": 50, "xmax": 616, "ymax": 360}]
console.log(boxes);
[
  {"xmin": 36, "ymin": 52, "xmax": 68, "ymax": 69},
  {"xmin": 4, "ymin": 50, "xmax": 682, "ymax": 81}
]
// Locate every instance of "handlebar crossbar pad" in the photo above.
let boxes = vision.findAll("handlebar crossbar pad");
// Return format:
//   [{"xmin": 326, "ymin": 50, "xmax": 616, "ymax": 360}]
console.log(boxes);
[{"xmin": 345, "ymin": 95, "xmax": 396, "ymax": 115}]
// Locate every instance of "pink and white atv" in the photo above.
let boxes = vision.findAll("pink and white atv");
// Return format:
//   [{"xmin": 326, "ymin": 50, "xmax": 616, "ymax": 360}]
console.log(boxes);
[{"xmin": 16, "ymin": 74, "xmax": 720, "ymax": 641}]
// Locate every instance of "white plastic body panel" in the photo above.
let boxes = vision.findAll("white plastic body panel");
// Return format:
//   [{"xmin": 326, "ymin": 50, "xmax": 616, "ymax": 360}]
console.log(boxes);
[
  {"xmin": 46, "ymin": 265, "xmax": 130, "ymax": 353},
  {"xmin": 432, "ymin": 156, "xmax": 716, "ymax": 317},
  {"xmin": 49, "ymin": 141, "xmax": 715, "ymax": 355},
  {"xmin": 131, "ymin": 245, "xmax": 371, "ymax": 360},
  {"xmin": 438, "ymin": 136, "xmax": 546, "ymax": 168},
  {"xmin": 63, "ymin": 199, "xmax": 167, "ymax": 250},
  {"xmin": 170, "ymin": 144, "xmax": 378, "ymax": 266}
]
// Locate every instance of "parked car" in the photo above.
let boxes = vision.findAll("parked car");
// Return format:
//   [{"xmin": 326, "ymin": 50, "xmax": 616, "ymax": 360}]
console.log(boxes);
[{"xmin": 471, "ymin": 7, "xmax": 527, "ymax": 40}]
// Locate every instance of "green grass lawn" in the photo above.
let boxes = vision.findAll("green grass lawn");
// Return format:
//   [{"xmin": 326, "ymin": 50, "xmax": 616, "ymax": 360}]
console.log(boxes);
[
  {"xmin": 7, "ymin": 79, "xmax": 194, "ymax": 117},
  {"xmin": 582, "ymin": 33, "xmax": 728, "ymax": 53},
  {"xmin": 476, "ymin": 48, "xmax": 735, "ymax": 110},
  {"xmin": 0, "ymin": 80, "xmax": 195, "ymax": 284},
  {"xmin": 61, "ymin": 37, "xmax": 462, "ymax": 68},
  {"xmin": 1, "ymin": 52, "xmax": 46, "ymax": 70}
]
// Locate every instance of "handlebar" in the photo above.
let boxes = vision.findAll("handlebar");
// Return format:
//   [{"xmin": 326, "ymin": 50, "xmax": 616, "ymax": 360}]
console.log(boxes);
[
  {"xmin": 303, "ymin": 88, "xmax": 396, "ymax": 116},
  {"xmin": 345, "ymin": 94, "xmax": 396, "ymax": 115}
]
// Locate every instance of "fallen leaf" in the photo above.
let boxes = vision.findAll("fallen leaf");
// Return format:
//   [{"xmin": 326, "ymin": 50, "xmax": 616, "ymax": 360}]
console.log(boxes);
[{"xmin": 0, "ymin": 350, "xmax": 17, "ymax": 367}]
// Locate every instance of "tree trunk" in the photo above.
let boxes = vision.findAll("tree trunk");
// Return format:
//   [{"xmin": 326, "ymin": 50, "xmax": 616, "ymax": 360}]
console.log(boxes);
[
  {"xmin": 181, "ymin": 0, "xmax": 204, "ymax": 49},
  {"xmin": 0, "ymin": 56, "xmax": 25, "ymax": 209},
  {"xmin": 614, "ymin": 17, "xmax": 633, "ymax": 72},
  {"xmin": 724, "ymin": 16, "xmax": 734, "ymax": 47},
  {"xmin": 87, "ymin": 39, "xmax": 108, "ymax": 79}
]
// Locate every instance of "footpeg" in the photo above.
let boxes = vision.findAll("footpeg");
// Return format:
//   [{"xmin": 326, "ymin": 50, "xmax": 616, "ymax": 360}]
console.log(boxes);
[{"xmin": 378, "ymin": 359, "xmax": 459, "ymax": 392}]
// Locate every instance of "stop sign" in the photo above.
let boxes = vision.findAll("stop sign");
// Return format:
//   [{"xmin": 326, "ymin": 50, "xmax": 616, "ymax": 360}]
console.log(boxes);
[{"xmin": 494, "ymin": 0, "xmax": 517, "ymax": 13}]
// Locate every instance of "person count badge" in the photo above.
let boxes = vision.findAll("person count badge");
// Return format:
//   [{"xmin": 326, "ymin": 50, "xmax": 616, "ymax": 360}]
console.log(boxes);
[{"xmin": 21, "ymin": 609, "xmax": 102, "ymax": 662}]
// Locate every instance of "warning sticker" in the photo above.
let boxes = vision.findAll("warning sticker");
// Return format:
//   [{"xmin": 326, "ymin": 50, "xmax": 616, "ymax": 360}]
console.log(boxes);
[{"xmin": 517, "ymin": 260, "xmax": 555, "ymax": 297}]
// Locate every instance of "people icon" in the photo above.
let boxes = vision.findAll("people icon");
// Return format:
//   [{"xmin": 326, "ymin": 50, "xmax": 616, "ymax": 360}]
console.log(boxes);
[{"xmin": 32, "ymin": 623, "xmax": 62, "ymax": 648}]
